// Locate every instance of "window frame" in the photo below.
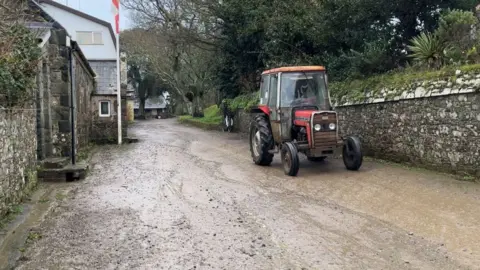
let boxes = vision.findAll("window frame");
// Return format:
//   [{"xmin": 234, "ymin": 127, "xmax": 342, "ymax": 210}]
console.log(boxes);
[
  {"xmin": 267, "ymin": 74, "xmax": 278, "ymax": 108},
  {"xmin": 259, "ymin": 74, "xmax": 270, "ymax": 105},
  {"xmin": 99, "ymin": 101, "xmax": 111, "ymax": 117},
  {"xmin": 76, "ymin": 31, "xmax": 104, "ymax": 45}
]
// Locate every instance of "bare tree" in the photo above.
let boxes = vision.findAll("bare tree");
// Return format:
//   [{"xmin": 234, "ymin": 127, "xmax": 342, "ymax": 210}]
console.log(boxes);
[{"xmin": 122, "ymin": 0, "xmax": 218, "ymax": 116}]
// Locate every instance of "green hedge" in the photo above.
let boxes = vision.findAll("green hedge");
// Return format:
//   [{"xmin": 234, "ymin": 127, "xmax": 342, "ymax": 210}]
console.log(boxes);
[
  {"xmin": 178, "ymin": 105, "xmax": 222, "ymax": 130},
  {"xmin": 330, "ymin": 64, "xmax": 480, "ymax": 103},
  {"xmin": 226, "ymin": 91, "xmax": 260, "ymax": 111},
  {"xmin": 203, "ymin": 104, "xmax": 222, "ymax": 121}
]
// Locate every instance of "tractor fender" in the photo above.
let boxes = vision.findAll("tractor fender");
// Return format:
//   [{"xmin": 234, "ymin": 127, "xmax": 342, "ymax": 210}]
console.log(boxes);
[{"xmin": 249, "ymin": 105, "xmax": 270, "ymax": 116}]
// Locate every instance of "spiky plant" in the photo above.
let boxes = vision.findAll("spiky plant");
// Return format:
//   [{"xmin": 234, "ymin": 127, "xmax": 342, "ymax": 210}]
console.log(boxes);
[{"xmin": 407, "ymin": 32, "xmax": 445, "ymax": 68}]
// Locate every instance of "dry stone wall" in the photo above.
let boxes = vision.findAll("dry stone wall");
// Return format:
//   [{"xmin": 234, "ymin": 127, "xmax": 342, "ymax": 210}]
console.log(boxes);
[
  {"xmin": 335, "ymin": 71, "xmax": 480, "ymax": 177},
  {"xmin": 0, "ymin": 105, "xmax": 38, "ymax": 216}
]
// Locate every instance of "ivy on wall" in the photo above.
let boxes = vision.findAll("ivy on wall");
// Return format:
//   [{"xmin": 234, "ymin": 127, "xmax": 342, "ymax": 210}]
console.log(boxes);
[{"xmin": 0, "ymin": 25, "xmax": 41, "ymax": 107}]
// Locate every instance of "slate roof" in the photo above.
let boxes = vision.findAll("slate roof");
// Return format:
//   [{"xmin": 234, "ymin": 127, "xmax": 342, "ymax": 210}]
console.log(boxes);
[{"xmin": 134, "ymin": 96, "xmax": 167, "ymax": 109}]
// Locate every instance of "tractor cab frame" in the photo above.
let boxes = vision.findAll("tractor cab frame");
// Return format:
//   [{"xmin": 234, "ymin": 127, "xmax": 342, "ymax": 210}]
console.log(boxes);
[{"xmin": 249, "ymin": 66, "xmax": 363, "ymax": 176}]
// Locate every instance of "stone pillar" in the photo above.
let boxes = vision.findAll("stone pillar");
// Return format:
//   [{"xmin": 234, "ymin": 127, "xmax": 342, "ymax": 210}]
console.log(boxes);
[
  {"xmin": 43, "ymin": 60, "xmax": 53, "ymax": 157},
  {"xmin": 48, "ymin": 29, "xmax": 73, "ymax": 157},
  {"xmin": 36, "ymin": 58, "xmax": 45, "ymax": 160}
]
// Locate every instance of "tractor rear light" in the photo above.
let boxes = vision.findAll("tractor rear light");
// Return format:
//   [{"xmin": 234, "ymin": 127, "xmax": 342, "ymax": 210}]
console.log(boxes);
[
  {"xmin": 314, "ymin": 124, "xmax": 321, "ymax": 131},
  {"xmin": 329, "ymin": 123, "xmax": 336, "ymax": 130}
]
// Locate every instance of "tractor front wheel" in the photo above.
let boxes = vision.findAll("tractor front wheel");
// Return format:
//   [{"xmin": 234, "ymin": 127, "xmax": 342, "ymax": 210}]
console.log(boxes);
[
  {"xmin": 249, "ymin": 115, "xmax": 274, "ymax": 166},
  {"xmin": 281, "ymin": 142, "xmax": 300, "ymax": 176},
  {"xmin": 343, "ymin": 136, "xmax": 363, "ymax": 171}
]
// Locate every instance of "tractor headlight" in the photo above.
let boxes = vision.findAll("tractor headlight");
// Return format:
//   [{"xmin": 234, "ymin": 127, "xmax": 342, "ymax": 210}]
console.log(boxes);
[
  {"xmin": 329, "ymin": 123, "xmax": 336, "ymax": 130},
  {"xmin": 314, "ymin": 124, "xmax": 321, "ymax": 131}
]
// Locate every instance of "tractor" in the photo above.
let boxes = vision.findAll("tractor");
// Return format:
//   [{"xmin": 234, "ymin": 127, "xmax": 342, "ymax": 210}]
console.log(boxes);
[{"xmin": 249, "ymin": 66, "xmax": 363, "ymax": 176}]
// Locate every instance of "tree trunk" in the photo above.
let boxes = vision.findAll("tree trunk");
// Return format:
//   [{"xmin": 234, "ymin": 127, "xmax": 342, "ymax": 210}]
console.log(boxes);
[
  {"xmin": 140, "ymin": 98, "xmax": 146, "ymax": 118},
  {"xmin": 194, "ymin": 95, "xmax": 201, "ymax": 116},
  {"xmin": 187, "ymin": 102, "xmax": 193, "ymax": 116}
]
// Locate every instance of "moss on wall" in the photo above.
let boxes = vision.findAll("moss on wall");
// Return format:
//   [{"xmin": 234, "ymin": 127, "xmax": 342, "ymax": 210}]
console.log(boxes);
[{"xmin": 330, "ymin": 64, "xmax": 480, "ymax": 104}]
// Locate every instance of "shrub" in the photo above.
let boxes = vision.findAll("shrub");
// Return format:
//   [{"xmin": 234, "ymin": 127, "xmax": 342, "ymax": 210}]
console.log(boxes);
[
  {"xmin": 178, "ymin": 104, "xmax": 222, "ymax": 129},
  {"xmin": 226, "ymin": 91, "xmax": 260, "ymax": 111},
  {"xmin": 0, "ymin": 25, "xmax": 41, "ymax": 106},
  {"xmin": 203, "ymin": 104, "xmax": 221, "ymax": 119},
  {"xmin": 407, "ymin": 9, "xmax": 479, "ymax": 68},
  {"xmin": 435, "ymin": 9, "xmax": 479, "ymax": 65},
  {"xmin": 436, "ymin": 9, "xmax": 477, "ymax": 44}
]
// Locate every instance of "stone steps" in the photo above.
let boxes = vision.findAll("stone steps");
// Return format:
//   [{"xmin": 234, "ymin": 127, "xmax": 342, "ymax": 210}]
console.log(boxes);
[
  {"xmin": 40, "ymin": 157, "xmax": 70, "ymax": 169},
  {"xmin": 38, "ymin": 159, "xmax": 88, "ymax": 182}
]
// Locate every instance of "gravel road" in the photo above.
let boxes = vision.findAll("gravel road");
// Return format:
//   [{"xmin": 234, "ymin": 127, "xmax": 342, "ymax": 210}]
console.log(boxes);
[{"xmin": 13, "ymin": 119, "xmax": 480, "ymax": 270}]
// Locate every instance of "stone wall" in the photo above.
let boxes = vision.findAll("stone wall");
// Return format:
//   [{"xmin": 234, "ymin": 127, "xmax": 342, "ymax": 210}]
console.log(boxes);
[
  {"xmin": 335, "ymin": 72, "xmax": 480, "ymax": 177},
  {"xmin": 73, "ymin": 52, "xmax": 95, "ymax": 152},
  {"xmin": 234, "ymin": 109, "xmax": 251, "ymax": 134},
  {"xmin": 47, "ymin": 29, "xmax": 73, "ymax": 157},
  {"xmin": 337, "ymin": 93, "xmax": 479, "ymax": 175},
  {"xmin": 36, "ymin": 44, "xmax": 53, "ymax": 160},
  {"xmin": 44, "ymin": 29, "xmax": 95, "ymax": 158},
  {"xmin": 91, "ymin": 95, "xmax": 128, "ymax": 143},
  {"xmin": 0, "ymin": 105, "xmax": 38, "ymax": 216}
]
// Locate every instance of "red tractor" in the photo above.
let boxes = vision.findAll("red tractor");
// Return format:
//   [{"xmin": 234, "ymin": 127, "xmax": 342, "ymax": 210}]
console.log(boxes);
[{"xmin": 249, "ymin": 66, "xmax": 363, "ymax": 176}]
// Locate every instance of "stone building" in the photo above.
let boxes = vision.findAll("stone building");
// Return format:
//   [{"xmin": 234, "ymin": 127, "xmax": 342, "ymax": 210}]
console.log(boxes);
[
  {"xmin": 0, "ymin": 1, "xmax": 97, "ymax": 216},
  {"xmin": 134, "ymin": 95, "xmax": 170, "ymax": 119},
  {"xmin": 38, "ymin": 0, "xmax": 132, "ymax": 142}
]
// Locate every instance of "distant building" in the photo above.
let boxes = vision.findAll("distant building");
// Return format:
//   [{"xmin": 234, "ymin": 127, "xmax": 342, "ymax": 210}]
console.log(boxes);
[{"xmin": 134, "ymin": 94, "xmax": 170, "ymax": 119}]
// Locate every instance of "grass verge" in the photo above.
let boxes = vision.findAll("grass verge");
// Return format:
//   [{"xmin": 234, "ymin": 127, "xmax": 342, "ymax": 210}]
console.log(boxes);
[
  {"xmin": 0, "ymin": 205, "xmax": 24, "ymax": 230},
  {"xmin": 178, "ymin": 105, "xmax": 222, "ymax": 130}
]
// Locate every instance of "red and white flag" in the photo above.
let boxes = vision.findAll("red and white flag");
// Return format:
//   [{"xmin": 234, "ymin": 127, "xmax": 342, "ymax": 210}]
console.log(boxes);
[{"xmin": 111, "ymin": 0, "xmax": 120, "ymax": 34}]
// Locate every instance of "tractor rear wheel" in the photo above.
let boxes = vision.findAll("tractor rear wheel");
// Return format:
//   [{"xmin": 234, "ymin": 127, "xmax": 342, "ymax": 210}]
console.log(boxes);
[
  {"xmin": 249, "ymin": 115, "xmax": 274, "ymax": 166},
  {"xmin": 307, "ymin": 156, "xmax": 326, "ymax": 162},
  {"xmin": 343, "ymin": 136, "xmax": 363, "ymax": 171},
  {"xmin": 281, "ymin": 142, "xmax": 300, "ymax": 176}
]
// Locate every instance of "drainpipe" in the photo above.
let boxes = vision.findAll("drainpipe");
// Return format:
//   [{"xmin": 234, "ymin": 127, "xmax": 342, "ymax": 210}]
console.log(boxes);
[{"xmin": 67, "ymin": 37, "xmax": 76, "ymax": 165}]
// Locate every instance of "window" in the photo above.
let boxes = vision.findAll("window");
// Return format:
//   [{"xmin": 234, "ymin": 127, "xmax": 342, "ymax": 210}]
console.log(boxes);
[
  {"xmin": 99, "ymin": 101, "xmax": 110, "ymax": 117},
  {"xmin": 76, "ymin": 31, "xmax": 103, "ymax": 45},
  {"xmin": 268, "ymin": 74, "xmax": 279, "ymax": 120},
  {"xmin": 280, "ymin": 72, "xmax": 329, "ymax": 110},
  {"xmin": 268, "ymin": 74, "xmax": 278, "ymax": 108},
  {"xmin": 259, "ymin": 75, "xmax": 269, "ymax": 104}
]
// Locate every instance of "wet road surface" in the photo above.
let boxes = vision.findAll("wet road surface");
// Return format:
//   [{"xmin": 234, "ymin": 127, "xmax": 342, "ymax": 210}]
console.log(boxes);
[{"xmin": 12, "ymin": 119, "xmax": 480, "ymax": 269}]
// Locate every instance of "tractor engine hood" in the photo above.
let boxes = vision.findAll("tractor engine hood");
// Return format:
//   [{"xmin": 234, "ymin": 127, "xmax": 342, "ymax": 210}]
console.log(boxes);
[
  {"xmin": 293, "ymin": 110, "xmax": 317, "ymax": 122},
  {"xmin": 293, "ymin": 109, "xmax": 338, "ymax": 127}
]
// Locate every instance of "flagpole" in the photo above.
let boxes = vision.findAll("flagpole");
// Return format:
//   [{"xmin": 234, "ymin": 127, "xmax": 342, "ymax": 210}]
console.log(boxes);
[
  {"xmin": 115, "ymin": 0, "xmax": 122, "ymax": 145},
  {"xmin": 116, "ymin": 33, "xmax": 122, "ymax": 145}
]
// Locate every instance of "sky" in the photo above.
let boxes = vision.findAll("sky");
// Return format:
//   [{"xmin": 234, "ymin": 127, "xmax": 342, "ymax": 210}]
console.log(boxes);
[{"xmin": 53, "ymin": 0, "xmax": 132, "ymax": 31}]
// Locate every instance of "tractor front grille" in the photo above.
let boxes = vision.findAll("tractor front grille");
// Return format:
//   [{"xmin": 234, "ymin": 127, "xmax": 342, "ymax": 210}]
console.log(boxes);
[{"xmin": 312, "ymin": 112, "xmax": 338, "ymax": 148}]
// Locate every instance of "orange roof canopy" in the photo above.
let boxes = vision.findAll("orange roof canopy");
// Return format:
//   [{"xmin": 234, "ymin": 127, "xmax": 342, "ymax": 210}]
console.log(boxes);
[{"xmin": 262, "ymin": 66, "xmax": 326, "ymax": 75}]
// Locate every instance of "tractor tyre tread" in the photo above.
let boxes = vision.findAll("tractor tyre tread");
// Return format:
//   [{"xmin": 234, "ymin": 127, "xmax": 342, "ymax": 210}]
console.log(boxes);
[
  {"xmin": 281, "ymin": 142, "xmax": 300, "ymax": 176},
  {"xmin": 250, "ymin": 115, "xmax": 274, "ymax": 166},
  {"xmin": 343, "ymin": 136, "xmax": 363, "ymax": 171}
]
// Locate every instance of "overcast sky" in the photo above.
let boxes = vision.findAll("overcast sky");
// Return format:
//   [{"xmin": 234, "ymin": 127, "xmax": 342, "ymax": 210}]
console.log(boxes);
[{"xmin": 53, "ymin": 0, "xmax": 132, "ymax": 30}]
